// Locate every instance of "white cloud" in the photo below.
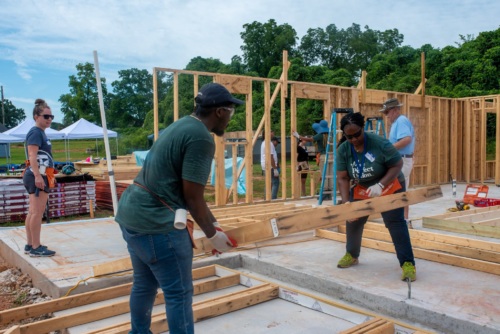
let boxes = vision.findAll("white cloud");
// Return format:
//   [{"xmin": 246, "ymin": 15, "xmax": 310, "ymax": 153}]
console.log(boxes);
[
  {"xmin": 2, "ymin": 0, "xmax": 499, "ymax": 76},
  {"xmin": 1, "ymin": 0, "xmax": 499, "ymax": 123}
]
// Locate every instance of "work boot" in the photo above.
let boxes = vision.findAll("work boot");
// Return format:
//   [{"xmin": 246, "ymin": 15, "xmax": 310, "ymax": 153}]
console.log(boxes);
[
  {"xmin": 337, "ymin": 252, "xmax": 359, "ymax": 268},
  {"xmin": 401, "ymin": 262, "xmax": 416, "ymax": 281}
]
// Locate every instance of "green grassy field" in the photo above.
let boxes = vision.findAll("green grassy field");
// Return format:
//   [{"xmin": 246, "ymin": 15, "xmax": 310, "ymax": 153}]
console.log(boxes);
[{"xmin": 3, "ymin": 139, "xmax": 119, "ymax": 165}]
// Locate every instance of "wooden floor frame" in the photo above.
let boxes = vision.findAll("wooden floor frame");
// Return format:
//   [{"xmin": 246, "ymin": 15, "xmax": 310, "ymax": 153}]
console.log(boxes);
[
  {"xmin": 1, "ymin": 265, "xmax": 431, "ymax": 334},
  {"xmin": 422, "ymin": 205, "xmax": 500, "ymax": 238}
]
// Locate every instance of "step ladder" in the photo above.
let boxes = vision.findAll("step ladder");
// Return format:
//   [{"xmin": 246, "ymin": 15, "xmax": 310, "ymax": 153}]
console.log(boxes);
[
  {"xmin": 364, "ymin": 117, "xmax": 386, "ymax": 138},
  {"xmin": 318, "ymin": 108, "xmax": 353, "ymax": 205}
]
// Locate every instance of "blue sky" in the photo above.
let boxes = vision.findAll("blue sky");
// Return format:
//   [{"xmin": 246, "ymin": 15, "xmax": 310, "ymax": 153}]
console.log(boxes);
[{"xmin": 1, "ymin": 0, "xmax": 499, "ymax": 126}]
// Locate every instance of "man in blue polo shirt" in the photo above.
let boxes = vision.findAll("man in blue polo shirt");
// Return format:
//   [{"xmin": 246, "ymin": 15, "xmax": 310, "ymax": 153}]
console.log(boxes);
[{"xmin": 380, "ymin": 98, "xmax": 415, "ymax": 228}]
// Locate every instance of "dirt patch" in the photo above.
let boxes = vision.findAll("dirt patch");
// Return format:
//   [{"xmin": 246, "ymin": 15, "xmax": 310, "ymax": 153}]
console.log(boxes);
[{"xmin": 0, "ymin": 255, "xmax": 53, "ymax": 330}]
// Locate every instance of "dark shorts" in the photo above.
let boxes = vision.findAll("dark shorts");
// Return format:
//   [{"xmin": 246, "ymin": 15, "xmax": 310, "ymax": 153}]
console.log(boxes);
[{"xmin": 23, "ymin": 169, "xmax": 49, "ymax": 194}]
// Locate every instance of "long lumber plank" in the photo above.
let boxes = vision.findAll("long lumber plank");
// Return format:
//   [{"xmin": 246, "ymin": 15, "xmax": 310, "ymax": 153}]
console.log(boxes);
[
  {"xmin": 316, "ymin": 229, "xmax": 500, "ymax": 275},
  {"xmin": 194, "ymin": 186, "xmax": 442, "ymax": 252},
  {"xmin": 94, "ymin": 186, "xmax": 442, "ymax": 276},
  {"xmin": 338, "ymin": 225, "xmax": 499, "ymax": 263},
  {"xmin": 364, "ymin": 222, "xmax": 500, "ymax": 253}
]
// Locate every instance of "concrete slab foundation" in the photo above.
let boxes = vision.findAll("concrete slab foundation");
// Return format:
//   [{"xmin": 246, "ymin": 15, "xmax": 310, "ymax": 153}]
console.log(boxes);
[{"xmin": 0, "ymin": 183, "xmax": 498, "ymax": 333}]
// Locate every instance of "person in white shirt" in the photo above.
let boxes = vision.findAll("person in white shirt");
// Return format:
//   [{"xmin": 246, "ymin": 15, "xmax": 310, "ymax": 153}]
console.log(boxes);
[{"xmin": 260, "ymin": 131, "xmax": 280, "ymax": 199}]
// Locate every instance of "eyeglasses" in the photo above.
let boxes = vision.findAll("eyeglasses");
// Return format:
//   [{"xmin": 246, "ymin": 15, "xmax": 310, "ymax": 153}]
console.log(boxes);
[
  {"xmin": 383, "ymin": 107, "xmax": 395, "ymax": 115},
  {"xmin": 41, "ymin": 114, "xmax": 54, "ymax": 120},
  {"xmin": 220, "ymin": 107, "xmax": 235, "ymax": 118},
  {"xmin": 344, "ymin": 128, "xmax": 363, "ymax": 140}
]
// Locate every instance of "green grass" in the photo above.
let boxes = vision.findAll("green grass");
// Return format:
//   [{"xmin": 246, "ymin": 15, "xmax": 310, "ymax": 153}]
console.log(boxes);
[{"xmin": 4, "ymin": 139, "xmax": 119, "ymax": 165}]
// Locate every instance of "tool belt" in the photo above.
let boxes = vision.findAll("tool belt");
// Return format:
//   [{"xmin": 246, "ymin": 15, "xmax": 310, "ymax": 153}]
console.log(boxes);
[
  {"xmin": 45, "ymin": 167, "xmax": 57, "ymax": 188},
  {"xmin": 353, "ymin": 178, "xmax": 402, "ymax": 200},
  {"xmin": 133, "ymin": 182, "xmax": 196, "ymax": 249},
  {"xmin": 22, "ymin": 160, "xmax": 57, "ymax": 188}
]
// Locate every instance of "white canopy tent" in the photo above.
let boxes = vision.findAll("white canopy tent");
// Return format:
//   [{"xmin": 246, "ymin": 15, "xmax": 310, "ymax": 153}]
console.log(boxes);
[
  {"xmin": 3, "ymin": 119, "xmax": 65, "ymax": 140},
  {"xmin": 2, "ymin": 119, "xmax": 64, "ymax": 166},
  {"xmin": 59, "ymin": 118, "xmax": 118, "ymax": 161},
  {"xmin": 0, "ymin": 132, "xmax": 24, "ymax": 168}
]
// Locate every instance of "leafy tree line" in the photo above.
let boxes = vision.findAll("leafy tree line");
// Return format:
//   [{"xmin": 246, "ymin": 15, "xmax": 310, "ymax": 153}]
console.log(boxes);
[
  {"xmin": 5, "ymin": 20, "xmax": 500, "ymax": 153},
  {"xmin": 1, "ymin": 99, "xmax": 26, "ymax": 128}
]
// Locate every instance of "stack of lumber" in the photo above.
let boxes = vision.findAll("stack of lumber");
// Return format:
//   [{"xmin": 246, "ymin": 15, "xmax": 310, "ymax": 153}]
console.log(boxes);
[
  {"xmin": 316, "ymin": 222, "xmax": 500, "ymax": 275},
  {"xmin": 95, "ymin": 180, "xmax": 132, "ymax": 210},
  {"xmin": 80, "ymin": 155, "xmax": 141, "ymax": 181},
  {"xmin": 0, "ymin": 179, "xmax": 28, "ymax": 223},
  {"xmin": 0, "ymin": 176, "xmax": 97, "ymax": 223},
  {"xmin": 47, "ymin": 179, "xmax": 96, "ymax": 218}
]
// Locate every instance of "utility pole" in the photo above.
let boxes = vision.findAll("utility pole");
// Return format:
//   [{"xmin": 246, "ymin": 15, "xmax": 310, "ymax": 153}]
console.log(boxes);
[{"xmin": 1, "ymin": 86, "xmax": 4, "ymax": 125}]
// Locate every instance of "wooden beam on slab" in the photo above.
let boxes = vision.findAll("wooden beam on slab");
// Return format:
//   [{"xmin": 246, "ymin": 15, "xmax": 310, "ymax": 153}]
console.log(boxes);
[
  {"xmin": 93, "ymin": 283, "xmax": 279, "ymax": 334},
  {"xmin": 0, "ymin": 282, "xmax": 130, "ymax": 325},
  {"xmin": 6, "ymin": 273, "xmax": 242, "ymax": 334},
  {"xmin": 364, "ymin": 222, "xmax": 500, "ymax": 253},
  {"xmin": 2, "ymin": 326, "xmax": 20, "ymax": 334},
  {"xmin": 340, "ymin": 317, "xmax": 394, "ymax": 334},
  {"xmin": 0, "ymin": 266, "xmax": 226, "ymax": 326},
  {"xmin": 421, "ymin": 204, "xmax": 500, "ymax": 238},
  {"xmin": 338, "ymin": 225, "xmax": 499, "ymax": 263},
  {"xmin": 315, "ymin": 229, "xmax": 500, "ymax": 275},
  {"xmin": 423, "ymin": 216, "xmax": 500, "ymax": 238},
  {"xmin": 94, "ymin": 186, "xmax": 442, "ymax": 275}
]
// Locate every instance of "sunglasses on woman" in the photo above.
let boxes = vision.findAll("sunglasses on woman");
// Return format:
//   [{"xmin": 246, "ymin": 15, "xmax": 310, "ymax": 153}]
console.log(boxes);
[
  {"xmin": 344, "ymin": 128, "xmax": 363, "ymax": 140},
  {"xmin": 41, "ymin": 114, "xmax": 54, "ymax": 120}
]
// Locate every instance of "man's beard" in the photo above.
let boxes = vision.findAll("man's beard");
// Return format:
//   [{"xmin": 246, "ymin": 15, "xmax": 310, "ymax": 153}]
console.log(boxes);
[{"xmin": 212, "ymin": 128, "xmax": 225, "ymax": 137}]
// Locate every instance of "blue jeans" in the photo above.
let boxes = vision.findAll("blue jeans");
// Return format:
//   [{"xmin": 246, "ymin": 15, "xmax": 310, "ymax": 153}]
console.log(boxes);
[
  {"xmin": 263, "ymin": 168, "xmax": 280, "ymax": 199},
  {"xmin": 119, "ymin": 225, "xmax": 194, "ymax": 334},
  {"xmin": 346, "ymin": 181, "xmax": 415, "ymax": 267}
]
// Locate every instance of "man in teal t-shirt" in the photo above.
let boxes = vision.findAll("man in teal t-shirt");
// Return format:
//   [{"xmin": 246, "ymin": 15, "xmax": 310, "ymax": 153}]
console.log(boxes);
[{"xmin": 115, "ymin": 83, "xmax": 243, "ymax": 334}]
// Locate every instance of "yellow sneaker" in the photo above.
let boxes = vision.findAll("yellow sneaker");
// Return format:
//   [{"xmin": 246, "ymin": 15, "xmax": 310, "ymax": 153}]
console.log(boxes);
[
  {"xmin": 337, "ymin": 252, "xmax": 359, "ymax": 268},
  {"xmin": 401, "ymin": 262, "xmax": 416, "ymax": 281}
]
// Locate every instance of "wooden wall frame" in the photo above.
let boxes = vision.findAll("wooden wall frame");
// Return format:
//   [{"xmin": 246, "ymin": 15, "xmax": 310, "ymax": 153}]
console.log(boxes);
[{"xmin": 151, "ymin": 52, "xmax": 500, "ymax": 206}]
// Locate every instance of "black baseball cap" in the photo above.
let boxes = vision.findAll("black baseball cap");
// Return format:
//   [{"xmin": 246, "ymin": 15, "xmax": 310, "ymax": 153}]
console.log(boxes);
[{"xmin": 195, "ymin": 83, "xmax": 244, "ymax": 107}]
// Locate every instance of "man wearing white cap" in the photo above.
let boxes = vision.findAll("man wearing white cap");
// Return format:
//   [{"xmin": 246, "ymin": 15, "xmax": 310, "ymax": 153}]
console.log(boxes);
[{"xmin": 380, "ymin": 98, "xmax": 415, "ymax": 227}]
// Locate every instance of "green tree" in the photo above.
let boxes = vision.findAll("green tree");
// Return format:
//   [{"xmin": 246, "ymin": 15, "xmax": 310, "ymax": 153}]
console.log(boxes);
[
  {"xmin": 1, "ymin": 99, "xmax": 26, "ymax": 128},
  {"xmin": 59, "ymin": 63, "xmax": 109, "ymax": 126},
  {"xmin": 108, "ymin": 68, "xmax": 157, "ymax": 128},
  {"xmin": 298, "ymin": 23, "xmax": 403, "ymax": 75},
  {"xmin": 240, "ymin": 19, "xmax": 298, "ymax": 77}
]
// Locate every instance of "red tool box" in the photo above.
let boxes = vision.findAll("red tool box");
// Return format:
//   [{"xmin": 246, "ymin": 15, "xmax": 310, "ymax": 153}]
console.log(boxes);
[
  {"xmin": 473, "ymin": 198, "xmax": 500, "ymax": 207},
  {"xmin": 462, "ymin": 184, "xmax": 489, "ymax": 205}
]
